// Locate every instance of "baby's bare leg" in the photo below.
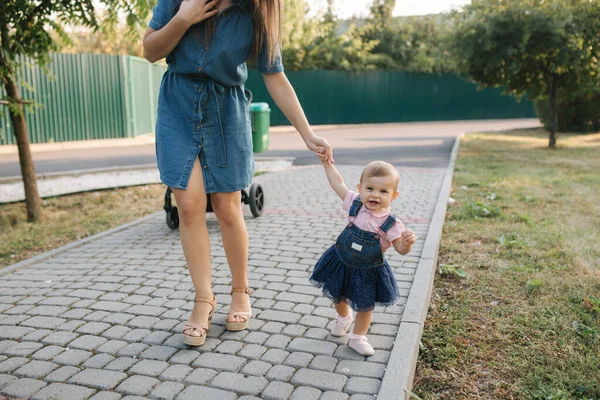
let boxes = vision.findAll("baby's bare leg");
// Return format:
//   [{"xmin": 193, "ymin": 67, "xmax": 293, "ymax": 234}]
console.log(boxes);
[
  {"xmin": 334, "ymin": 302, "xmax": 350, "ymax": 317},
  {"xmin": 353, "ymin": 311, "xmax": 373, "ymax": 336}
]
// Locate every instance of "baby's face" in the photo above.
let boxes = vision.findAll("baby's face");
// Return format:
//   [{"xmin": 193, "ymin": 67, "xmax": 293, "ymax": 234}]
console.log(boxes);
[{"xmin": 357, "ymin": 175, "xmax": 399, "ymax": 212}]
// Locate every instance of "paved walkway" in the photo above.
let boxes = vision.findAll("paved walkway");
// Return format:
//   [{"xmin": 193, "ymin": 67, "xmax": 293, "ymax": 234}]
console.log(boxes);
[{"xmin": 0, "ymin": 162, "xmax": 449, "ymax": 400}]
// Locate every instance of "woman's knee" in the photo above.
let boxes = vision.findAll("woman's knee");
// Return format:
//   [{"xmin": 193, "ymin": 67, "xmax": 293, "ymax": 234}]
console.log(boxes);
[
  {"xmin": 212, "ymin": 193, "xmax": 242, "ymax": 225},
  {"xmin": 175, "ymin": 194, "xmax": 207, "ymax": 223}
]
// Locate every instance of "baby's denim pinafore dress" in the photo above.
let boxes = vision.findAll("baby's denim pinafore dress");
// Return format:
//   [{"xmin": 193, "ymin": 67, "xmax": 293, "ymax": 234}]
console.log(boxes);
[
  {"xmin": 310, "ymin": 197, "xmax": 400, "ymax": 312},
  {"xmin": 149, "ymin": 0, "xmax": 283, "ymax": 193}
]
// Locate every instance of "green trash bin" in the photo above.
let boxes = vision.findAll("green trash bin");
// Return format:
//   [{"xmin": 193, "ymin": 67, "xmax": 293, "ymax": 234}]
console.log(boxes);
[{"xmin": 249, "ymin": 102, "xmax": 270, "ymax": 153}]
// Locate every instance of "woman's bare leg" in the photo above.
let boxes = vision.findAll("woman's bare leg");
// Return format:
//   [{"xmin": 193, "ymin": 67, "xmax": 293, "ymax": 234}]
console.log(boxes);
[
  {"xmin": 172, "ymin": 157, "xmax": 213, "ymax": 336},
  {"xmin": 211, "ymin": 191, "xmax": 250, "ymax": 322}
]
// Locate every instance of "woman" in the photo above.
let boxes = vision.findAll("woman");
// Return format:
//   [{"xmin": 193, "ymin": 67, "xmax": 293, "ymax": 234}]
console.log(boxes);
[{"xmin": 143, "ymin": 0, "xmax": 333, "ymax": 345}]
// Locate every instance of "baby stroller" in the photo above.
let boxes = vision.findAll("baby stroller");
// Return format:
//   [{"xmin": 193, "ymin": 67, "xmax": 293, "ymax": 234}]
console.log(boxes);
[{"xmin": 163, "ymin": 89, "xmax": 265, "ymax": 230}]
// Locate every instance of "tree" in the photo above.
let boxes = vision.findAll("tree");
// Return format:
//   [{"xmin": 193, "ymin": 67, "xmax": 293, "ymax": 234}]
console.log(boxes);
[
  {"xmin": 0, "ymin": 0, "xmax": 150, "ymax": 221},
  {"xmin": 450, "ymin": 0, "xmax": 600, "ymax": 148}
]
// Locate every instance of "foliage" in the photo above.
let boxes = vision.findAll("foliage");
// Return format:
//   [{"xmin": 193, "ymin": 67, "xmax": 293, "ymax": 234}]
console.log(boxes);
[{"xmin": 448, "ymin": 0, "xmax": 600, "ymax": 146}]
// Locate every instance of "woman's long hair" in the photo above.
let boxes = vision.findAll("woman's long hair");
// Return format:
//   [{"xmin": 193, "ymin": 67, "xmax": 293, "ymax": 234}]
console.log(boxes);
[{"xmin": 203, "ymin": 0, "xmax": 283, "ymax": 65}]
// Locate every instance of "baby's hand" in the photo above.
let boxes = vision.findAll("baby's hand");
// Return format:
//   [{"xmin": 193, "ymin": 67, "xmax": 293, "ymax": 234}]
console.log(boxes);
[{"xmin": 401, "ymin": 230, "xmax": 416, "ymax": 247}]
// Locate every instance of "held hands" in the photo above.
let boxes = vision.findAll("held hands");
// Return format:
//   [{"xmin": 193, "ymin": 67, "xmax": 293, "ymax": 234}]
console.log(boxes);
[
  {"xmin": 400, "ymin": 229, "xmax": 416, "ymax": 248},
  {"xmin": 176, "ymin": 0, "xmax": 220, "ymax": 26},
  {"xmin": 307, "ymin": 135, "xmax": 334, "ymax": 165}
]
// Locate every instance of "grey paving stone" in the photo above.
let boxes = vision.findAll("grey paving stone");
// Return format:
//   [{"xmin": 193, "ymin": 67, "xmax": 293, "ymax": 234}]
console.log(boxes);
[
  {"xmin": 68, "ymin": 368, "xmax": 128, "ymax": 390},
  {"xmin": 238, "ymin": 344, "xmax": 267, "ymax": 360},
  {"xmin": 116, "ymin": 375, "xmax": 160, "ymax": 396},
  {"xmin": 0, "ymin": 357, "xmax": 30, "ymax": 374},
  {"xmin": 128, "ymin": 359, "xmax": 169, "ymax": 377},
  {"xmin": 0, "ymin": 340, "xmax": 17, "ymax": 354},
  {"xmin": 30, "ymin": 383, "xmax": 96, "ymax": 400},
  {"xmin": 192, "ymin": 353, "xmax": 246, "ymax": 372},
  {"xmin": 97, "ymin": 340, "xmax": 128, "ymax": 355},
  {"xmin": 291, "ymin": 368, "xmax": 348, "ymax": 392},
  {"xmin": 159, "ymin": 365, "xmax": 193, "ymax": 382},
  {"xmin": 287, "ymin": 338, "xmax": 337, "ymax": 356},
  {"xmin": 348, "ymin": 394, "xmax": 375, "ymax": 400},
  {"xmin": 42, "ymin": 331, "xmax": 79, "ymax": 346},
  {"xmin": 183, "ymin": 368, "xmax": 218, "ymax": 385},
  {"xmin": 13, "ymin": 360, "xmax": 58, "ymax": 378},
  {"xmin": 241, "ymin": 360, "xmax": 272, "ymax": 377},
  {"xmin": 77, "ymin": 322, "xmax": 112, "ymax": 335},
  {"xmin": 102, "ymin": 326, "xmax": 132, "ymax": 340},
  {"xmin": 261, "ymin": 381, "xmax": 294, "ymax": 400},
  {"xmin": 344, "ymin": 377, "xmax": 381, "ymax": 395},
  {"xmin": 69, "ymin": 335, "xmax": 108, "ymax": 351},
  {"xmin": 117, "ymin": 343, "xmax": 149, "ymax": 357},
  {"xmin": 103, "ymin": 313, "xmax": 135, "ymax": 325},
  {"xmin": 176, "ymin": 385, "xmax": 237, "ymax": 400},
  {"xmin": 0, "ymin": 373, "xmax": 17, "ymax": 389},
  {"xmin": 122, "ymin": 329, "xmax": 151, "ymax": 342},
  {"xmin": 309, "ymin": 355, "xmax": 338, "ymax": 372},
  {"xmin": 142, "ymin": 331, "xmax": 171, "ymax": 345},
  {"xmin": 168, "ymin": 349, "xmax": 200, "ymax": 365},
  {"xmin": 44, "ymin": 366, "xmax": 81, "ymax": 383},
  {"xmin": 57, "ymin": 320, "xmax": 87, "ymax": 332},
  {"xmin": 89, "ymin": 391, "xmax": 122, "ymax": 400},
  {"xmin": 211, "ymin": 372, "xmax": 268, "ymax": 396},
  {"xmin": 243, "ymin": 331, "xmax": 269, "ymax": 345},
  {"xmin": 264, "ymin": 335, "xmax": 291, "ymax": 349},
  {"xmin": 333, "ymin": 346, "xmax": 365, "ymax": 361},
  {"xmin": 261, "ymin": 349, "xmax": 289, "ymax": 364},
  {"xmin": 21, "ymin": 316, "xmax": 66, "ymax": 329},
  {"xmin": 321, "ymin": 392, "xmax": 350, "ymax": 400},
  {"xmin": 53, "ymin": 349, "xmax": 93, "ymax": 366},
  {"xmin": 289, "ymin": 386, "xmax": 322, "ymax": 400},
  {"xmin": 259, "ymin": 310, "xmax": 301, "ymax": 324},
  {"xmin": 22, "ymin": 329, "xmax": 53, "ymax": 342},
  {"xmin": 265, "ymin": 365, "xmax": 295, "ymax": 382},
  {"xmin": 281, "ymin": 325, "xmax": 307, "ymax": 337},
  {"xmin": 105, "ymin": 357, "xmax": 139, "ymax": 372},
  {"xmin": 335, "ymin": 360, "xmax": 386, "ymax": 379},
  {"xmin": 83, "ymin": 353, "xmax": 115, "ymax": 369},
  {"xmin": 4, "ymin": 341, "xmax": 43, "ymax": 356},
  {"xmin": 150, "ymin": 381, "xmax": 185, "ymax": 400},
  {"xmin": 304, "ymin": 328, "xmax": 330, "ymax": 340},
  {"xmin": 215, "ymin": 340, "xmax": 244, "ymax": 355},
  {"xmin": 284, "ymin": 352, "xmax": 314, "ymax": 368},
  {"xmin": 139, "ymin": 345, "xmax": 178, "ymax": 361},
  {"xmin": 1, "ymin": 377, "xmax": 47, "ymax": 398}
]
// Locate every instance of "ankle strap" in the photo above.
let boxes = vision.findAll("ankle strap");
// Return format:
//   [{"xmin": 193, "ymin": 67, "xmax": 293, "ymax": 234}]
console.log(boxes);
[
  {"xmin": 231, "ymin": 287, "xmax": 252, "ymax": 295},
  {"xmin": 194, "ymin": 296, "xmax": 216, "ymax": 308}
]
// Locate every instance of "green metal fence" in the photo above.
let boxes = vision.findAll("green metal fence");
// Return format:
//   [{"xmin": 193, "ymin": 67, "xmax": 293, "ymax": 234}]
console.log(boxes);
[
  {"xmin": 0, "ymin": 54, "xmax": 165, "ymax": 145},
  {"xmin": 1, "ymin": 53, "xmax": 535, "ymax": 145},
  {"xmin": 245, "ymin": 70, "xmax": 536, "ymax": 126}
]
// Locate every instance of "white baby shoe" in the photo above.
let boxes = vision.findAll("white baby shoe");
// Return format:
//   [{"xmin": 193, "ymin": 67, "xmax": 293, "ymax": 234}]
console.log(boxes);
[
  {"xmin": 348, "ymin": 333, "xmax": 375, "ymax": 356},
  {"xmin": 330, "ymin": 313, "xmax": 353, "ymax": 337}
]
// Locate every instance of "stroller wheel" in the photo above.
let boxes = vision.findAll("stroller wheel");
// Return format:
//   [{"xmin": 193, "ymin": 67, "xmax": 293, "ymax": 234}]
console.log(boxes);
[
  {"xmin": 166, "ymin": 207, "xmax": 179, "ymax": 229},
  {"xmin": 248, "ymin": 183, "xmax": 264, "ymax": 217}
]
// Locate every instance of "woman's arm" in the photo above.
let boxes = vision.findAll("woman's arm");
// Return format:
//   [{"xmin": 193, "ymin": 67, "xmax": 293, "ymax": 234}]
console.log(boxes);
[
  {"xmin": 263, "ymin": 72, "xmax": 333, "ymax": 163},
  {"xmin": 143, "ymin": 0, "xmax": 218, "ymax": 63}
]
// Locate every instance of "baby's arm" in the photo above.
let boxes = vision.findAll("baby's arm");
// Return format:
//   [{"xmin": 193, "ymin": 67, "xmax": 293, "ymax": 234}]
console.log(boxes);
[
  {"xmin": 392, "ymin": 230, "xmax": 416, "ymax": 255},
  {"xmin": 320, "ymin": 157, "xmax": 349, "ymax": 201}
]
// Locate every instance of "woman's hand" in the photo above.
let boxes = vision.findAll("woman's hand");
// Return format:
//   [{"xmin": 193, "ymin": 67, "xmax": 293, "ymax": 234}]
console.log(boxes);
[
  {"xmin": 306, "ymin": 135, "xmax": 334, "ymax": 164},
  {"xmin": 176, "ymin": 0, "xmax": 219, "ymax": 27}
]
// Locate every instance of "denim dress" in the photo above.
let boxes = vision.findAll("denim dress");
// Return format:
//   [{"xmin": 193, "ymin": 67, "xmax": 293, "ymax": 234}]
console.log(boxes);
[
  {"xmin": 149, "ymin": 0, "xmax": 283, "ymax": 192},
  {"xmin": 310, "ymin": 197, "xmax": 400, "ymax": 312}
]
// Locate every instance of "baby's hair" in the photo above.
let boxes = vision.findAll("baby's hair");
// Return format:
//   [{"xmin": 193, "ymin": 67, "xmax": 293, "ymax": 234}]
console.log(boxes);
[{"xmin": 360, "ymin": 161, "xmax": 400, "ymax": 189}]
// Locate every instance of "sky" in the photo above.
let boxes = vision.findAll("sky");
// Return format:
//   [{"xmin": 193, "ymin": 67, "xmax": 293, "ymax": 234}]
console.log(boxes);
[{"xmin": 310, "ymin": 0, "xmax": 471, "ymax": 18}]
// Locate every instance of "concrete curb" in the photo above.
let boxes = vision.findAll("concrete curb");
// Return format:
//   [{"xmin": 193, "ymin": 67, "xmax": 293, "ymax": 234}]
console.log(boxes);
[
  {"xmin": 0, "ymin": 211, "xmax": 163, "ymax": 276},
  {"xmin": 377, "ymin": 133, "xmax": 462, "ymax": 400}
]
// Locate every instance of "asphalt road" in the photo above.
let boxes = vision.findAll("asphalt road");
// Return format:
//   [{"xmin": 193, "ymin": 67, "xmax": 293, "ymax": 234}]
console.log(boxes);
[{"xmin": 0, "ymin": 119, "xmax": 540, "ymax": 178}]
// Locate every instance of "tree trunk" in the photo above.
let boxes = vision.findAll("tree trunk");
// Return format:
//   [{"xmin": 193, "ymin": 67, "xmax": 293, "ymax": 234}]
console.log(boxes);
[
  {"xmin": 4, "ymin": 76, "xmax": 41, "ymax": 222},
  {"xmin": 548, "ymin": 75, "xmax": 558, "ymax": 149}
]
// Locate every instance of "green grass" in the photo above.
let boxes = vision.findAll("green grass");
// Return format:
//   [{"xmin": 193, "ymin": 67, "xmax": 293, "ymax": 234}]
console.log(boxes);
[{"xmin": 414, "ymin": 129, "xmax": 600, "ymax": 399}]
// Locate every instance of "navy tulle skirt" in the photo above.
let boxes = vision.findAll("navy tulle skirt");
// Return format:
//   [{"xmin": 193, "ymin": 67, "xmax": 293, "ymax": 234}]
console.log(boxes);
[{"xmin": 309, "ymin": 245, "xmax": 400, "ymax": 312}]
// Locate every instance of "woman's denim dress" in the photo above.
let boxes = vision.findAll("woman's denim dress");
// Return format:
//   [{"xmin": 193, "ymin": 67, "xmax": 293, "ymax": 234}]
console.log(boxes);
[{"xmin": 149, "ymin": 0, "xmax": 283, "ymax": 192}]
